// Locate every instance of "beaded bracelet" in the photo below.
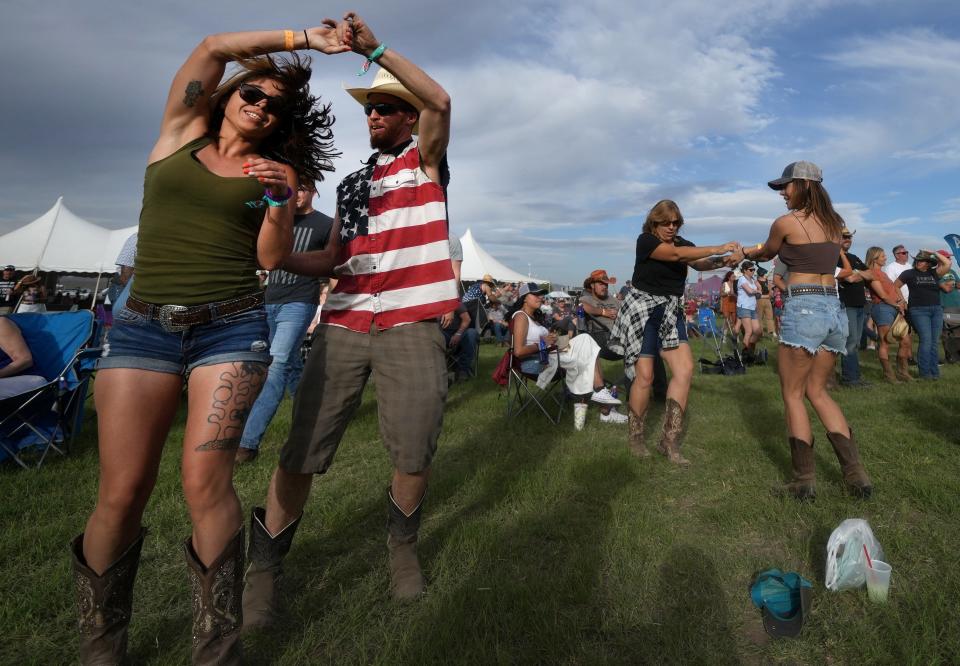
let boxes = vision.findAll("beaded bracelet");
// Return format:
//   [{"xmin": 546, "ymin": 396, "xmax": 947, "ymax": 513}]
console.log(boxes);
[
  {"xmin": 263, "ymin": 187, "xmax": 293, "ymax": 207},
  {"xmin": 357, "ymin": 43, "xmax": 387, "ymax": 76}
]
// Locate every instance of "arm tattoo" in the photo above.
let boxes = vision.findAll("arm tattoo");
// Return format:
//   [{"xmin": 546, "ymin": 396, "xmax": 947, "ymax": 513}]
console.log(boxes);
[
  {"xmin": 183, "ymin": 80, "xmax": 204, "ymax": 108},
  {"xmin": 195, "ymin": 361, "xmax": 267, "ymax": 452}
]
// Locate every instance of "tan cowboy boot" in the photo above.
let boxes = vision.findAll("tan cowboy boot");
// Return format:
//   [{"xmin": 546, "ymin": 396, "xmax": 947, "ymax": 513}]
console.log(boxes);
[
  {"xmin": 774, "ymin": 438, "xmax": 816, "ymax": 501},
  {"xmin": 184, "ymin": 529, "xmax": 244, "ymax": 665},
  {"xmin": 628, "ymin": 409, "xmax": 650, "ymax": 458},
  {"xmin": 242, "ymin": 507, "xmax": 302, "ymax": 631},
  {"xmin": 879, "ymin": 357, "xmax": 899, "ymax": 384},
  {"xmin": 826, "ymin": 430, "xmax": 873, "ymax": 499},
  {"xmin": 657, "ymin": 398, "xmax": 690, "ymax": 466},
  {"xmin": 72, "ymin": 529, "xmax": 146, "ymax": 666},
  {"xmin": 896, "ymin": 355, "xmax": 913, "ymax": 382},
  {"xmin": 387, "ymin": 489, "xmax": 426, "ymax": 601}
]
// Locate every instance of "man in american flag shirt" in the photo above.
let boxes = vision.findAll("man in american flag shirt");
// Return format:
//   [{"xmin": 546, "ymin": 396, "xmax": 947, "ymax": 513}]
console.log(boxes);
[{"xmin": 242, "ymin": 13, "xmax": 458, "ymax": 624}]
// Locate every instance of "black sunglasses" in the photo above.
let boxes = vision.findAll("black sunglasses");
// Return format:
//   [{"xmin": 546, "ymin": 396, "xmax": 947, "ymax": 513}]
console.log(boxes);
[
  {"xmin": 364, "ymin": 102, "xmax": 413, "ymax": 117},
  {"xmin": 237, "ymin": 83, "xmax": 287, "ymax": 114},
  {"xmin": 894, "ymin": 250, "xmax": 908, "ymax": 255},
  {"xmin": 659, "ymin": 219, "xmax": 683, "ymax": 229}
]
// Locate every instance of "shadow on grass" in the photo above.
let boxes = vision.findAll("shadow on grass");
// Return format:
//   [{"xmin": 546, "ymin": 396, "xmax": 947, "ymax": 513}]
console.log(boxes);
[
  {"xmin": 897, "ymin": 394, "xmax": 960, "ymax": 445},
  {"xmin": 396, "ymin": 458, "xmax": 637, "ymax": 664}
]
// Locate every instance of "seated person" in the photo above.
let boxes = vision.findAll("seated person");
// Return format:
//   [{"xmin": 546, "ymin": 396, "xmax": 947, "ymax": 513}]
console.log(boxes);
[
  {"xmin": 487, "ymin": 303, "xmax": 509, "ymax": 346},
  {"xmin": 580, "ymin": 269, "xmax": 622, "ymax": 330},
  {"xmin": 510, "ymin": 282, "xmax": 626, "ymax": 427},
  {"xmin": 440, "ymin": 303, "xmax": 479, "ymax": 383},
  {"xmin": 0, "ymin": 317, "xmax": 47, "ymax": 399},
  {"xmin": 550, "ymin": 300, "xmax": 577, "ymax": 336}
]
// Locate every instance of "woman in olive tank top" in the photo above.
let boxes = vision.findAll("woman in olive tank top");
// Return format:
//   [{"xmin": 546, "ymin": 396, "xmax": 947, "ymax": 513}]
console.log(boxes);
[
  {"xmin": 735, "ymin": 162, "xmax": 872, "ymax": 503},
  {"xmin": 73, "ymin": 24, "xmax": 351, "ymax": 664}
]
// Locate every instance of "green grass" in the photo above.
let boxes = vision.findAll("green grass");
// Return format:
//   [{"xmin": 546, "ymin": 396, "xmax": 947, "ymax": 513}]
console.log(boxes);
[{"xmin": 1, "ymin": 340, "xmax": 958, "ymax": 665}]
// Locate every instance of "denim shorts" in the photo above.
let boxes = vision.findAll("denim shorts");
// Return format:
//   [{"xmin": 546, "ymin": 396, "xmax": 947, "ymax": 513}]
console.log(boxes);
[
  {"xmin": 98, "ymin": 305, "xmax": 271, "ymax": 375},
  {"xmin": 779, "ymin": 290, "xmax": 847, "ymax": 355},
  {"xmin": 736, "ymin": 307, "xmax": 758, "ymax": 320},
  {"xmin": 638, "ymin": 303, "xmax": 687, "ymax": 358},
  {"xmin": 871, "ymin": 302, "xmax": 897, "ymax": 327}
]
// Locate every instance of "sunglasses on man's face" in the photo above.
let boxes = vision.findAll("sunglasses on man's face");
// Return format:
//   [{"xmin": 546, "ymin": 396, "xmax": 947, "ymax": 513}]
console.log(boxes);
[
  {"xmin": 364, "ymin": 102, "xmax": 405, "ymax": 117},
  {"xmin": 895, "ymin": 251, "xmax": 908, "ymax": 256},
  {"xmin": 237, "ymin": 83, "xmax": 287, "ymax": 115}
]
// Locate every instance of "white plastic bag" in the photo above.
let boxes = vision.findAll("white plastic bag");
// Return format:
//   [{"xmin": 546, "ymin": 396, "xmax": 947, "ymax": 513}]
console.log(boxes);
[{"xmin": 825, "ymin": 519, "xmax": 884, "ymax": 591}]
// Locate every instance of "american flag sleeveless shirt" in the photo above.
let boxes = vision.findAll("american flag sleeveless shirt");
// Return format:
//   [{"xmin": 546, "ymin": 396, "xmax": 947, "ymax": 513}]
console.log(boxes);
[{"xmin": 321, "ymin": 139, "xmax": 460, "ymax": 332}]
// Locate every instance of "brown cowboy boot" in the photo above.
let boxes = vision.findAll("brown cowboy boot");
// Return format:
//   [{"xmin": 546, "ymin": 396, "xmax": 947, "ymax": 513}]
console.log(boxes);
[
  {"xmin": 184, "ymin": 529, "xmax": 244, "ymax": 666},
  {"xmin": 896, "ymin": 355, "xmax": 913, "ymax": 382},
  {"xmin": 774, "ymin": 438, "xmax": 817, "ymax": 501},
  {"xmin": 656, "ymin": 398, "xmax": 690, "ymax": 466},
  {"xmin": 242, "ymin": 507, "xmax": 302, "ymax": 631},
  {"xmin": 387, "ymin": 488, "xmax": 426, "ymax": 601},
  {"xmin": 879, "ymin": 357, "xmax": 899, "ymax": 384},
  {"xmin": 72, "ymin": 529, "xmax": 146, "ymax": 666},
  {"xmin": 628, "ymin": 409, "xmax": 650, "ymax": 458},
  {"xmin": 826, "ymin": 430, "xmax": 873, "ymax": 499}
]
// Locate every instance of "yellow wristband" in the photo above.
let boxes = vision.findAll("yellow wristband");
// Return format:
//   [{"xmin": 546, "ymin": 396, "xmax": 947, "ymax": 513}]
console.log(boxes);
[{"xmin": 284, "ymin": 29, "xmax": 295, "ymax": 51}]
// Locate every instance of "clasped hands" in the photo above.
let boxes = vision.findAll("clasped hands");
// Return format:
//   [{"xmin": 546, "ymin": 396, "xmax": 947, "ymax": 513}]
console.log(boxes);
[{"xmin": 307, "ymin": 12, "xmax": 380, "ymax": 57}]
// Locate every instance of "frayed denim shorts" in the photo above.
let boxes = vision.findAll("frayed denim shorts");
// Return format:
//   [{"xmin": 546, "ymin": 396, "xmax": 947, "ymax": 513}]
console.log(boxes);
[
  {"xmin": 97, "ymin": 305, "xmax": 271, "ymax": 375},
  {"xmin": 779, "ymin": 288, "xmax": 847, "ymax": 355}
]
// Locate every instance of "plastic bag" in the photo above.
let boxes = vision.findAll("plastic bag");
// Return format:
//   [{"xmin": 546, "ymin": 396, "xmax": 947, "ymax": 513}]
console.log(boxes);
[{"xmin": 825, "ymin": 519, "xmax": 885, "ymax": 591}]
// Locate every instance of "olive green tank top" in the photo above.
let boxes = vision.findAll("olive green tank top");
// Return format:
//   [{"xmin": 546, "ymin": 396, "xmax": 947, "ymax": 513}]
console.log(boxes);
[{"xmin": 131, "ymin": 137, "xmax": 266, "ymax": 305}]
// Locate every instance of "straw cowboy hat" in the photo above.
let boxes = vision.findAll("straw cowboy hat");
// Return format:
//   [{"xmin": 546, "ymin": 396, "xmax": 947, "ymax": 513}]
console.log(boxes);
[{"xmin": 344, "ymin": 69, "xmax": 424, "ymax": 134}]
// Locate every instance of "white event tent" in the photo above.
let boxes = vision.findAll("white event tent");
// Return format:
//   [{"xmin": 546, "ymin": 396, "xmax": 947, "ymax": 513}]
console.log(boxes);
[
  {"xmin": 459, "ymin": 228, "xmax": 541, "ymax": 283},
  {"xmin": 1, "ymin": 198, "xmax": 137, "ymax": 274}
]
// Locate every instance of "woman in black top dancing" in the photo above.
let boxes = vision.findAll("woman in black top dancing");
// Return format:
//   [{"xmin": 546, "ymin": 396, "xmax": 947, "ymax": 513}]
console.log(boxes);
[{"xmin": 610, "ymin": 200, "xmax": 739, "ymax": 463}]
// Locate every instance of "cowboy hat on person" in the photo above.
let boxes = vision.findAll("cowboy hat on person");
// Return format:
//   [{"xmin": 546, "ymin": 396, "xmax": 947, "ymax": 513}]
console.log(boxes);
[
  {"xmin": 583, "ymin": 269, "xmax": 617, "ymax": 290},
  {"xmin": 344, "ymin": 69, "xmax": 424, "ymax": 134}
]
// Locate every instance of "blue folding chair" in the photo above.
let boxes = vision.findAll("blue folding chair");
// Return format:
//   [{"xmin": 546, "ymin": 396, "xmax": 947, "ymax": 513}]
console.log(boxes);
[
  {"xmin": 697, "ymin": 306, "xmax": 720, "ymax": 336},
  {"xmin": 0, "ymin": 311, "xmax": 99, "ymax": 469}
]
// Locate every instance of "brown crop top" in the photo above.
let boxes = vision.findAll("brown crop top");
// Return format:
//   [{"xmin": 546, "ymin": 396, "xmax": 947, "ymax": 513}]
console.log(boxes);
[{"xmin": 778, "ymin": 240, "xmax": 841, "ymax": 274}]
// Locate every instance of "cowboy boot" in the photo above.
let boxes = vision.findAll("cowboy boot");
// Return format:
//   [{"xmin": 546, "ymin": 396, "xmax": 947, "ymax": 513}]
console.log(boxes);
[
  {"xmin": 826, "ymin": 430, "xmax": 873, "ymax": 499},
  {"xmin": 242, "ymin": 507, "xmax": 301, "ymax": 631},
  {"xmin": 879, "ymin": 357, "xmax": 899, "ymax": 384},
  {"xmin": 774, "ymin": 438, "xmax": 816, "ymax": 501},
  {"xmin": 628, "ymin": 409, "xmax": 650, "ymax": 458},
  {"xmin": 387, "ymin": 488, "xmax": 425, "ymax": 601},
  {"xmin": 656, "ymin": 398, "xmax": 690, "ymax": 465},
  {"xmin": 896, "ymin": 355, "xmax": 913, "ymax": 382},
  {"xmin": 184, "ymin": 529, "xmax": 244, "ymax": 666},
  {"xmin": 72, "ymin": 529, "xmax": 146, "ymax": 666}
]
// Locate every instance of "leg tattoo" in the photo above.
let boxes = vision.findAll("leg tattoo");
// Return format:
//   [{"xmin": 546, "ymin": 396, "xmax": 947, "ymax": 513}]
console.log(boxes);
[{"xmin": 195, "ymin": 362, "xmax": 267, "ymax": 452}]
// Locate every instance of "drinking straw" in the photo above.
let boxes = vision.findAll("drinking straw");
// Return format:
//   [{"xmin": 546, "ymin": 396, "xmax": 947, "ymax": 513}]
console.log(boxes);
[{"xmin": 863, "ymin": 544, "xmax": 873, "ymax": 569}]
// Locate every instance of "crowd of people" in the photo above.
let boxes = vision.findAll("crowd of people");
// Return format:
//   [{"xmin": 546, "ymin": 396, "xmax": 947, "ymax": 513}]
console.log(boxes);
[{"xmin": 0, "ymin": 12, "xmax": 957, "ymax": 666}]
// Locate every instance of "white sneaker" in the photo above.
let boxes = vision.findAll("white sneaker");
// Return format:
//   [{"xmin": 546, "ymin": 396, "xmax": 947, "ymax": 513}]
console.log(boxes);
[
  {"xmin": 573, "ymin": 403, "xmax": 588, "ymax": 430},
  {"xmin": 599, "ymin": 409, "xmax": 628, "ymax": 424},
  {"xmin": 590, "ymin": 387, "xmax": 622, "ymax": 405}
]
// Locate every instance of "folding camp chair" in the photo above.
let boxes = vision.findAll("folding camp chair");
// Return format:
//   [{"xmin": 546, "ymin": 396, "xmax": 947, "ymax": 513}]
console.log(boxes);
[
  {"xmin": 0, "ymin": 311, "xmax": 99, "ymax": 469},
  {"xmin": 502, "ymin": 318, "xmax": 566, "ymax": 424}
]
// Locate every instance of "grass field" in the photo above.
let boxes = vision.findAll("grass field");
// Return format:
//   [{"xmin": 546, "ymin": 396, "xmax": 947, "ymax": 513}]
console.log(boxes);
[{"xmin": 1, "ymin": 339, "xmax": 958, "ymax": 665}]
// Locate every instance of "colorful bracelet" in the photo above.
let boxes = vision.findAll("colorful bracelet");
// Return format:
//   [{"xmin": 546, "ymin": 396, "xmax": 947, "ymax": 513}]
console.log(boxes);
[
  {"xmin": 357, "ymin": 43, "xmax": 387, "ymax": 76},
  {"xmin": 263, "ymin": 187, "xmax": 293, "ymax": 207}
]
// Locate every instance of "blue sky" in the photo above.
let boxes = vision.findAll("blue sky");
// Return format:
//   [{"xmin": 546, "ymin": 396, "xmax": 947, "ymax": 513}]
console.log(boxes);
[{"xmin": 1, "ymin": 0, "xmax": 958, "ymax": 286}]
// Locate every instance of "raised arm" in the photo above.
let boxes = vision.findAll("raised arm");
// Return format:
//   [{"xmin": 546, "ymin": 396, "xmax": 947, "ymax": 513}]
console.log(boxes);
[
  {"xmin": 149, "ymin": 24, "xmax": 349, "ymax": 164},
  {"xmin": 343, "ymin": 13, "xmax": 451, "ymax": 177}
]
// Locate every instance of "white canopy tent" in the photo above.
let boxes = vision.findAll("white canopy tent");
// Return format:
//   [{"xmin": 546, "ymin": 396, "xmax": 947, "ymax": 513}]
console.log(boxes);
[
  {"xmin": 1, "ymin": 197, "xmax": 137, "ymax": 274},
  {"xmin": 458, "ymin": 228, "xmax": 542, "ymax": 283}
]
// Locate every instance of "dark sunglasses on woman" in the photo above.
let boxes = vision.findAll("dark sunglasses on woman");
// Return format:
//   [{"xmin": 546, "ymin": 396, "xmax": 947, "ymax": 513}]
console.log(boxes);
[{"xmin": 237, "ymin": 83, "xmax": 288, "ymax": 114}]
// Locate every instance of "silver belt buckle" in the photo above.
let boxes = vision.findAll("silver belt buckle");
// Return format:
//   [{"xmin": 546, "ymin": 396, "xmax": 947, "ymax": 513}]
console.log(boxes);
[{"xmin": 157, "ymin": 304, "xmax": 190, "ymax": 333}]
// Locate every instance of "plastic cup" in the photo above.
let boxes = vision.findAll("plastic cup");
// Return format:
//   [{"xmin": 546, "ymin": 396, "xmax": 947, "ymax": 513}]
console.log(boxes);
[{"xmin": 866, "ymin": 560, "xmax": 892, "ymax": 603}]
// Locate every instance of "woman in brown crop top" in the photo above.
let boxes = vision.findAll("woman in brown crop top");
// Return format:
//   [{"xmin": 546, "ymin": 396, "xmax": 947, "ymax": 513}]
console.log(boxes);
[
  {"xmin": 732, "ymin": 161, "xmax": 872, "ymax": 502},
  {"xmin": 74, "ymin": 24, "xmax": 352, "ymax": 664}
]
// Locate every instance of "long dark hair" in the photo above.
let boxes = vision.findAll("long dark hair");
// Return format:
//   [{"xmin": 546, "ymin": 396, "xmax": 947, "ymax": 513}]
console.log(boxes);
[
  {"xmin": 506, "ymin": 293, "xmax": 546, "ymax": 326},
  {"xmin": 791, "ymin": 180, "xmax": 845, "ymax": 241},
  {"xmin": 208, "ymin": 53, "xmax": 339, "ymax": 184}
]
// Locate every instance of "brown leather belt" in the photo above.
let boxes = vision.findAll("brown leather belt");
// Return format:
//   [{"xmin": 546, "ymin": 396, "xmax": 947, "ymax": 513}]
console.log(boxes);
[{"xmin": 125, "ymin": 292, "xmax": 264, "ymax": 333}]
